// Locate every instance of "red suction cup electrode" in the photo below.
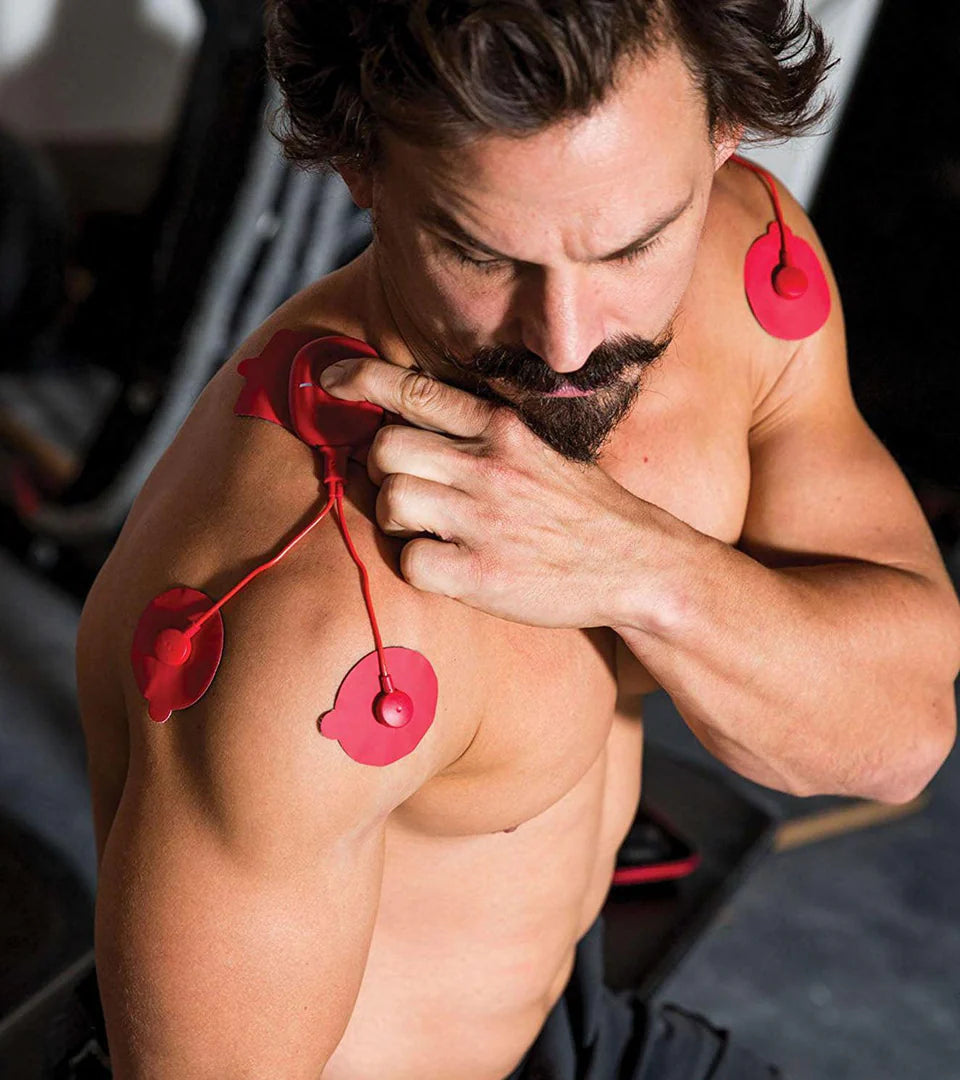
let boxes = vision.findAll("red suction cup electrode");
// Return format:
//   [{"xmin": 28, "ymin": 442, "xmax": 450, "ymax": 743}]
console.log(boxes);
[
  {"xmin": 288, "ymin": 337, "xmax": 386, "ymax": 453},
  {"xmin": 744, "ymin": 222, "xmax": 831, "ymax": 340},
  {"xmin": 131, "ymin": 586, "xmax": 225, "ymax": 723},
  {"xmin": 319, "ymin": 645, "xmax": 438, "ymax": 766}
]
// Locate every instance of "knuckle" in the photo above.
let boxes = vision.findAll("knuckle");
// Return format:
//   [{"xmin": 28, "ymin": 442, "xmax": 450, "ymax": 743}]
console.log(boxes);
[
  {"xmin": 492, "ymin": 407, "xmax": 525, "ymax": 448},
  {"xmin": 474, "ymin": 447, "xmax": 514, "ymax": 488},
  {"xmin": 466, "ymin": 548, "xmax": 485, "ymax": 594},
  {"xmin": 400, "ymin": 537, "xmax": 428, "ymax": 585},
  {"xmin": 399, "ymin": 369, "xmax": 443, "ymax": 411},
  {"xmin": 345, "ymin": 355, "xmax": 372, "ymax": 384},
  {"xmin": 370, "ymin": 423, "xmax": 406, "ymax": 458},
  {"xmin": 382, "ymin": 470, "xmax": 409, "ymax": 501},
  {"xmin": 376, "ymin": 473, "xmax": 408, "ymax": 530}
]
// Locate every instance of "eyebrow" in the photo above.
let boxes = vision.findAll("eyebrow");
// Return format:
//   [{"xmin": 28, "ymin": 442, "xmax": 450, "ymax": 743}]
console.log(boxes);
[{"xmin": 419, "ymin": 190, "xmax": 694, "ymax": 265}]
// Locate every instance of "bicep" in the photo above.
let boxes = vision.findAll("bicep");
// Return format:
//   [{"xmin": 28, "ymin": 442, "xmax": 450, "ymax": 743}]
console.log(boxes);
[
  {"xmin": 739, "ymin": 354, "xmax": 941, "ymax": 576},
  {"xmin": 96, "ymin": 768, "xmax": 385, "ymax": 1079},
  {"xmin": 99, "ymin": 572, "xmax": 454, "ymax": 1077}
]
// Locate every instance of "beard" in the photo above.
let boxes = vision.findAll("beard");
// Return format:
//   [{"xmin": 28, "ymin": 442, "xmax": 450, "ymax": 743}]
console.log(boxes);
[{"xmin": 433, "ymin": 328, "xmax": 673, "ymax": 464}]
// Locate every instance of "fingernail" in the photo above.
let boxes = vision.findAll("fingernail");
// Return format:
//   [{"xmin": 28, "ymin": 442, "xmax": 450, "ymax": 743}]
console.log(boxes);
[{"xmin": 319, "ymin": 361, "xmax": 348, "ymax": 388}]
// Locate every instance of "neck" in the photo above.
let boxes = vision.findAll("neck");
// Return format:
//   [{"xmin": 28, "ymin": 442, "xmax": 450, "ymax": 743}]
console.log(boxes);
[{"xmin": 349, "ymin": 246, "xmax": 437, "ymax": 374}]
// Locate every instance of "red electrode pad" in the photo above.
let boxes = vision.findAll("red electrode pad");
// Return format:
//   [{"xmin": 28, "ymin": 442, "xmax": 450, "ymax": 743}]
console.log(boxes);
[
  {"xmin": 288, "ymin": 336, "xmax": 385, "ymax": 453},
  {"xmin": 131, "ymin": 330, "xmax": 438, "ymax": 768},
  {"xmin": 130, "ymin": 586, "xmax": 224, "ymax": 723},
  {"xmin": 744, "ymin": 221, "xmax": 831, "ymax": 340},
  {"xmin": 320, "ymin": 645, "xmax": 438, "ymax": 766},
  {"xmin": 235, "ymin": 329, "xmax": 385, "ymax": 453},
  {"xmin": 731, "ymin": 153, "xmax": 831, "ymax": 341}
]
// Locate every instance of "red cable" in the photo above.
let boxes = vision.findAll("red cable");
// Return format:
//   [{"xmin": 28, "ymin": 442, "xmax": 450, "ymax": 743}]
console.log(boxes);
[
  {"xmin": 730, "ymin": 153, "xmax": 791, "ymax": 264},
  {"xmin": 175, "ymin": 440, "xmax": 393, "ymax": 692},
  {"xmin": 332, "ymin": 487, "xmax": 390, "ymax": 683},
  {"xmin": 184, "ymin": 490, "xmax": 336, "ymax": 637}
]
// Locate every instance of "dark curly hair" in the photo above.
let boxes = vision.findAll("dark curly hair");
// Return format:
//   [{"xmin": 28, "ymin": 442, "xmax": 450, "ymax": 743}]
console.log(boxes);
[{"xmin": 263, "ymin": 0, "xmax": 836, "ymax": 176}]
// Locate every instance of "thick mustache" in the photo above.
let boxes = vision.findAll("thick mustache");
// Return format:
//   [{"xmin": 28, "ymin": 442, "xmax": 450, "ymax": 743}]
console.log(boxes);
[{"xmin": 458, "ymin": 335, "xmax": 671, "ymax": 393}]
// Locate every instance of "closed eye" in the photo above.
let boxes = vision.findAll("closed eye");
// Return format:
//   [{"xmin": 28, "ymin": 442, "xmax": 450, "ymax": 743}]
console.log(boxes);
[{"xmin": 446, "ymin": 233, "xmax": 667, "ymax": 272}]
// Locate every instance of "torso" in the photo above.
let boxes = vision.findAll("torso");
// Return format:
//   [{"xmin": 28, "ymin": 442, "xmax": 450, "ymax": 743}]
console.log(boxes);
[{"xmin": 77, "ymin": 161, "xmax": 787, "ymax": 1079}]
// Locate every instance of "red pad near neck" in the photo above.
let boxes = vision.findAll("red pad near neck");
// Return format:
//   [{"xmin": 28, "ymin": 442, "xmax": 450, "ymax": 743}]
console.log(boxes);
[{"xmin": 234, "ymin": 329, "xmax": 389, "ymax": 458}]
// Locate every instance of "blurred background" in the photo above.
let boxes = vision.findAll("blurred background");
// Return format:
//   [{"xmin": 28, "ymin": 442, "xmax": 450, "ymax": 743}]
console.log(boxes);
[{"xmin": 0, "ymin": 1, "xmax": 957, "ymax": 1077}]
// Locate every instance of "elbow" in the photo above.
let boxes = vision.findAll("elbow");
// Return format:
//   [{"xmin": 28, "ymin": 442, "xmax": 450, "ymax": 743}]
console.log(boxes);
[{"xmin": 869, "ymin": 688, "xmax": 957, "ymax": 806}]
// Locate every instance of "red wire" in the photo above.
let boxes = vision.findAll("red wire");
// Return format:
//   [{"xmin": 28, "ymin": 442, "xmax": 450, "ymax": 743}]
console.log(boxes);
[
  {"xmin": 332, "ymin": 486, "xmax": 389, "ymax": 681},
  {"xmin": 730, "ymin": 153, "xmax": 790, "ymax": 264},
  {"xmin": 178, "ymin": 442, "xmax": 391, "ymax": 689},
  {"xmin": 184, "ymin": 490, "xmax": 336, "ymax": 637}
]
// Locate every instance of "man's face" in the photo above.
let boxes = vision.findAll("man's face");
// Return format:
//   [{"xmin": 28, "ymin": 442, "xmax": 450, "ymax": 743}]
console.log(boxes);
[{"xmin": 346, "ymin": 40, "xmax": 735, "ymax": 464}]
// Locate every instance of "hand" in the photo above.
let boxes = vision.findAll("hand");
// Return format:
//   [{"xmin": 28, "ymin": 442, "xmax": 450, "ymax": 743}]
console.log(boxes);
[{"xmin": 318, "ymin": 355, "xmax": 654, "ymax": 629}]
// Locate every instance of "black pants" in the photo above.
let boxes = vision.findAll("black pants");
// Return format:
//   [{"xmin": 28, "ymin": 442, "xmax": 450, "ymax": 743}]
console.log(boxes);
[{"xmin": 503, "ymin": 913, "xmax": 783, "ymax": 1080}]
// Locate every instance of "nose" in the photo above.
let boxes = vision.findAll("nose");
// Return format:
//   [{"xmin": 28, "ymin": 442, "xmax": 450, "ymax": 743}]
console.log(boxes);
[{"xmin": 517, "ymin": 267, "xmax": 605, "ymax": 375}]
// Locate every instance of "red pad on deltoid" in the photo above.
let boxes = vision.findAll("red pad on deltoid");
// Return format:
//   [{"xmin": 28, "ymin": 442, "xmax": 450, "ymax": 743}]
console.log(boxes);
[
  {"xmin": 744, "ymin": 222, "xmax": 831, "ymax": 340},
  {"xmin": 130, "ymin": 330, "xmax": 436, "ymax": 763},
  {"xmin": 320, "ymin": 646, "xmax": 438, "ymax": 765},
  {"xmin": 130, "ymin": 587, "xmax": 224, "ymax": 723}
]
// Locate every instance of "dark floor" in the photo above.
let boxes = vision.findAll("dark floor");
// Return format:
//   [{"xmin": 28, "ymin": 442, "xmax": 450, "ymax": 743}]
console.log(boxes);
[{"xmin": 646, "ymin": 674, "xmax": 960, "ymax": 1080}]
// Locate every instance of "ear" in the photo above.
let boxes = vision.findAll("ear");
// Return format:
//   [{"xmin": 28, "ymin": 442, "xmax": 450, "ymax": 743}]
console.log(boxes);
[
  {"xmin": 711, "ymin": 123, "xmax": 744, "ymax": 171},
  {"xmin": 336, "ymin": 162, "xmax": 374, "ymax": 210}
]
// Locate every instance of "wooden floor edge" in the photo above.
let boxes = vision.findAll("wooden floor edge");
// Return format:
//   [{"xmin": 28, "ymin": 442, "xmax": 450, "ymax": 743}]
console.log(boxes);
[{"xmin": 773, "ymin": 791, "xmax": 931, "ymax": 852}]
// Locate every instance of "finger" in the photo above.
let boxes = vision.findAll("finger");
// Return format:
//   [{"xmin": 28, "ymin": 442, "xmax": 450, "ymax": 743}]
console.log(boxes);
[
  {"xmin": 366, "ymin": 422, "xmax": 471, "ymax": 489},
  {"xmin": 375, "ymin": 472, "xmax": 474, "ymax": 541},
  {"xmin": 320, "ymin": 356, "xmax": 497, "ymax": 439},
  {"xmin": 400, "ymin": 535, "xmax": 480, "ymax": 600}
]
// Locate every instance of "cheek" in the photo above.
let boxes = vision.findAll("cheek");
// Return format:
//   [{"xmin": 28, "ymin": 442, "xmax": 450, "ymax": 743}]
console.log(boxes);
[
  {"xmin": 625, "ymin": 244, "xmax": 700, "ymax": 323},
  {"xmin": 419, "ymin": 258, "xmax": 513, "ymax": 336}
]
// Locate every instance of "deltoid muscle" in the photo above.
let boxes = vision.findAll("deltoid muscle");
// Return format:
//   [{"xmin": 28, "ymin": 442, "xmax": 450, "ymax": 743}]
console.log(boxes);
[
  {"xmin": 734, "ymin": 154, "xmax": 831, "ymax": 340},
  {"xmin": 130, "ymin": 330, "xmax": 438, "ymax": 766}
]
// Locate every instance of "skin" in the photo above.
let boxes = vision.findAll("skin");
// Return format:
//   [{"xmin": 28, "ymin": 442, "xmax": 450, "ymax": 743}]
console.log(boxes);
[
  {"xmin": 338, "ymin": 44, "xmax": 733, "ymax": 465},
  {"xmin": 319, "ymin": 39, "xmax": 959, "ymax": 801},
  {"xmin": 77, "ymin": 33, "xmax": 960, "ymax": 1080}
]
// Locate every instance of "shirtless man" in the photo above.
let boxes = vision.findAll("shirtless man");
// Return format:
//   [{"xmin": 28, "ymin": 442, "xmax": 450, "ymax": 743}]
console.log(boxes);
[{"xmin": 75, "ymin": 2, "xmax": 960, "ymax": 1078}]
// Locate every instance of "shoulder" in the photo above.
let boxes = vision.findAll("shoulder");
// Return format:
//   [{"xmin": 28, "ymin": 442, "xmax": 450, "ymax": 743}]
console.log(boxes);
[
  {"xmin": 87, "ymin": 294, "xmax": 483, "ymax": 827},
  {"xmin": 700, "ymin": 155, "xmax": 843, "ymax": 423}
]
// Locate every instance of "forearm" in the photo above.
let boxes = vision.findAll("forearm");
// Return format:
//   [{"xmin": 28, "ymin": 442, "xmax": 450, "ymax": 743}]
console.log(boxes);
[{"xmin": 612, "ymin": 513, "xmax": 960, "ymax": 802}]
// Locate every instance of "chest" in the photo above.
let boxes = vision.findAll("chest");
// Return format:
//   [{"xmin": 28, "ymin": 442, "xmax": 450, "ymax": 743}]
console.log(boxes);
[
  {"xmin": 396, "ymin": 354, "xmax": 754, "ymax": 837},
  {"xmin": 84, "ymin": 334, "xmax": 755, "ymax": 858}
]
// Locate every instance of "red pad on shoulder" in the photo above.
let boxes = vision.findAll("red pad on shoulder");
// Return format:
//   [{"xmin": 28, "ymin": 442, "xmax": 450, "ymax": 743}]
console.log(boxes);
[
  {"xmin": 320, "ymin": 646, "xmax": 438, "ymax": 766},
  {"xmin": 288, "ymin": 336, "xmax": 385, "ymax": 453},
  {"xmin": 234, "ymin": 330, "xmax": 387, "ymax": 461},
  {"xmin": 130, "ymin": 586, "xmax": 225, "ymax": 724},
  {"xmin": 744, "ymin": 222, "xmax": 831, "ymax": 340}
]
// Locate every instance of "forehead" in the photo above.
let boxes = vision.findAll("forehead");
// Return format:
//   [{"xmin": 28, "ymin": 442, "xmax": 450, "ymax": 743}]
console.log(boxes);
[{"xmin": 380, "ymin": 41, "xmax": 709, "ymax": 222}]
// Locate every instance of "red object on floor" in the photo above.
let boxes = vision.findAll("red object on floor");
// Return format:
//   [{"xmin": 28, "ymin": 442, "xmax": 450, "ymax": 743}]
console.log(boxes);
[{"xmin": 611, "ymin": 852, "xmax": 701, "ymax": 886}]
